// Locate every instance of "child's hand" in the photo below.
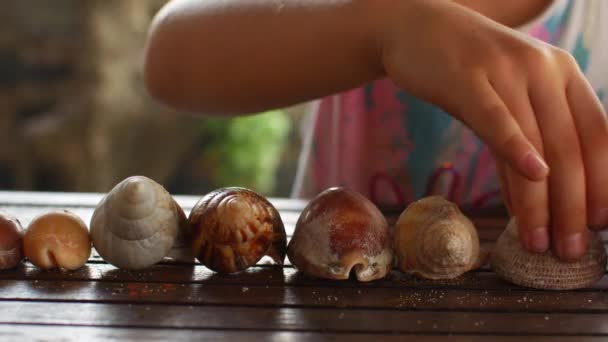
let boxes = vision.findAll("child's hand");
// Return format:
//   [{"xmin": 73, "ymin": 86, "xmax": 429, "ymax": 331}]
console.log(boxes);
[{"xmin": 379, "ymin": 0, "xmax": 608, "ymax": 260}]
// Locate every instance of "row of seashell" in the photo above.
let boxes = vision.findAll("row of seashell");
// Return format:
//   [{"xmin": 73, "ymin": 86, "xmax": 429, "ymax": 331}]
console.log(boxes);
[
  {"xmin": 0, "ymin": 210, "xmax": 91, "ymax": 271},
  {"xmin": 288, "ymin": 188, "xmax": 484, "ymax": 282},
  {"xmin": 0, "ymin": 175, "xmax": 286, "ymax": 272},
  {"xmin": 1, "ymin": 175, "xmax": 605, "ymax": 290},
  {"xmin": 287, "ymin": 187, "xmax": 607, "ymax": 290}
]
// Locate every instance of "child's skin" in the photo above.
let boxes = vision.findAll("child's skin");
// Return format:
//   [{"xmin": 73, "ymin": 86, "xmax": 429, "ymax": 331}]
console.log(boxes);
[{"xmin": 144, "ymin": 0, "xmax": 608, "ymax": 261}]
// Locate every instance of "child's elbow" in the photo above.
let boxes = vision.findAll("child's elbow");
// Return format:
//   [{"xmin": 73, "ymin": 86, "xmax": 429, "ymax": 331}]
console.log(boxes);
[
  {"xmin": 143, "ymin": 6, "xmax": 191, "ymax": 110},
  {"xmin": 143, "ymin": 27, "xmax": 179, "ymax": 108},
  {"xmin": 144, "ymin": 51, "xmax": 173, "ymax": 108}
]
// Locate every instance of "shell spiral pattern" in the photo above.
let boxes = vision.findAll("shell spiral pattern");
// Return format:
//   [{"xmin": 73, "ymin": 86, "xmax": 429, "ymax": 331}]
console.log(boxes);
[
  {"xmin": 91, "ymin": 176, "xmax": 183, "ymax": 270},
  {"xmin": 394, "ymin": 196, "xmax": 484, "ymax": 280},
  {"xmin": 189, "ymin": 187, "xmax": 287, "ymax": 274}
]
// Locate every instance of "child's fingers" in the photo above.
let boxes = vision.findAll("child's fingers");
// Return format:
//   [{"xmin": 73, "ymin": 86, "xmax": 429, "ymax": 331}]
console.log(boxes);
[
  {"xmin": 530, "ymin": 69, "xmax": 588, "ymax": 261},
  {"xmin": 507, "ymin": 166, "xmax": 550, "ymax": 253},
  {"xmin": 458, "ymin": 76, "xmax": 549, "ymax": 182},
  {"xmin": 492, "ymin": 78, "xmax": 550, "ymax": 253},
  {"xmin": 495, "ymin": 161, "xmax": 512, "ymax": 215},
  {"xmin": 566, "ymin": 72, "xmax": 608, "ymax": 230}
]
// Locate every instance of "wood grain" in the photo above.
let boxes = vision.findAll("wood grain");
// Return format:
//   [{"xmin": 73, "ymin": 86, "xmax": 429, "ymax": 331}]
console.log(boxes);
[
  {"xmin": 1, "ymin": 301, "xmax": 608, "ymax": 335},
  {"xmin": 0, "ymin": 262, "xmax": 607, "ymax": 291},
  {"xmin": 2, "ymin": 325, "xmax": 602, "ymax": 342}
]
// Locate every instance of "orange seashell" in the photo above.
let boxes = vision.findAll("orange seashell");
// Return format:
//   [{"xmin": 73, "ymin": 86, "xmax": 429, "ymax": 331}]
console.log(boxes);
[
  {"xmin": 24, "ymin": 210, "xmax": 91, "ymax": 271},
  {"xmin": 189, "ymin": 187, "xmax": 286, "ymax": 274}
]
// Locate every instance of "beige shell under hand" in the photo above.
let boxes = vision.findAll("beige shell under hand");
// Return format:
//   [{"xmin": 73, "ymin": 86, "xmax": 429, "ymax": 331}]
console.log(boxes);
[
  {"xmin": 91, "ymin": 175, "xmax": 187, "ymax": 270},
  {"xmin": 394, "ymin": 196, "xmax": 485, "ymax": 280},
  {"xmin": 491, "ymin": 218, "xmax": 606, "ymax": 290}
]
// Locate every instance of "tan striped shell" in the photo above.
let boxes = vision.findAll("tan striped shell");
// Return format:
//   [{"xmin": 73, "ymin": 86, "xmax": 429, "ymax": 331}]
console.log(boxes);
[
  {"xmin": 491, "ymin": 218, "xmax": 606, "ymax": 290},
  {"xmin": 394, "ymin": 196, "xmax": 485, "ymax": 280},
  {"xmin": 189, "ymin": 187, "xmax": 286, "ymax": 274}
]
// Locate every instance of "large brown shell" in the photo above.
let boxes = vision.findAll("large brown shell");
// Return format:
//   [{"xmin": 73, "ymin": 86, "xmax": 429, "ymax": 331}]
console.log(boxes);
[
  {"xmin": 491, "ymin": 218, "xmax": 607, "ymax": 290},
  {"xmin": 189, "ymin": 187, "xmax": 286, "ymax": 274},
  {"xmin": 287, "ymin": 187, "xmax": 393, "ymax": 282},
  {"xmin": 0, "ymin": 212, "xmax": 24, "ymax": 270},
  {"xmin": 394, "ymin": 196, "xmax": 485, "ymax": 280}
]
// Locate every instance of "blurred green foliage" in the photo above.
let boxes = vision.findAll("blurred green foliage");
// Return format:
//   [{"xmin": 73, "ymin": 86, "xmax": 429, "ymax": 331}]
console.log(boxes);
[{"xmin": 201, "ymin": 110, "xmax": 291, "ymax": 194}]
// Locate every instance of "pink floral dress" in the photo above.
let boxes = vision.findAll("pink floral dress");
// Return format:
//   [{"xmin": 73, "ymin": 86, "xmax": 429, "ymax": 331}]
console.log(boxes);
[{"xmin": 292, "ymin": 0, "xmax": 608, "ymax": 210}]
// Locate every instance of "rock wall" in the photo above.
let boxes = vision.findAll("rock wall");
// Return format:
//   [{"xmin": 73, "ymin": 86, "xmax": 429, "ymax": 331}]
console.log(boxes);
[{"xmin": 0, "ymin": 0, "xmax": 204, "ymax": 192}]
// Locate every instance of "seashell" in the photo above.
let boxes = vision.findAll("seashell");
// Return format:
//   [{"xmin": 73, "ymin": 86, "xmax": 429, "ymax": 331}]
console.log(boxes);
[
  {"xmin": 23, "ymin": 210, "xmax": 91, "ymax": 270},
  {"xmin": 189, "ymin": 187, "xmax": 286, "ymax": 274},
  {"xmin": 0, "ymin": 212, "xmax": 24, "ymax": 270},
  {"xmin": 491, "ymin": 218, "xmax": 606, "ymax": 290},
  {"xmin": 165, "ymin": 200, "xmax": 195, "ymax": 263},
  {"xmin": 91, "ymin": 175, "xmax": 189, "ymax": 270},
  {"xmin": 394, "ymin": 196, "xmax": 485, "ymax": 280},
  {"xmin": 287, "ymin": 187, "xmax": 393, "ymax": 282}
]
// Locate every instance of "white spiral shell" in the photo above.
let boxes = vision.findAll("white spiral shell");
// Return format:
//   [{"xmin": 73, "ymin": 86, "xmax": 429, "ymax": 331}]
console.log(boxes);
[{"xmin": 91, "ymin": 175, "xmax": 188, "ymax": 270}]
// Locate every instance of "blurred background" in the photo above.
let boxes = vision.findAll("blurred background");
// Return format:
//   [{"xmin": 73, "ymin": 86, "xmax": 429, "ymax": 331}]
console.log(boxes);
[{"xmin": 0, "ymin": 0, "xmax": 307, "ymax": 197}]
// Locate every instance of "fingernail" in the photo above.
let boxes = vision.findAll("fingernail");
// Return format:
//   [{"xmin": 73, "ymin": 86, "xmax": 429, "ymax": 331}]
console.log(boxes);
[
  {"xmin": 557, "ymin": 232, "xmax": 587, "ymax": 261},
  {"xmin": 590, "ymin": 208, "xmax": 608, "ymax": 230},
  {"xmin": 523, "ymin": 152, "xmax": 549, "ymax": 179},
  {"xmin": 527, "ymin": 227, "xmax": 549, "ymax": 253}
]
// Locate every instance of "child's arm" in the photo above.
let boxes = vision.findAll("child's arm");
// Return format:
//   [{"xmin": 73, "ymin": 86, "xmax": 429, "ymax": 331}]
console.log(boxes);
[
  {"xmin": 144, "ymin": 0, "xmax": 608, "ymax": 261},
  {"xmin": 144, "ymin": 0, "xmax": 551, "ymax": 115},
  {"xmin": 144, "ymin": 0, "xmax": 385, "ymax": 115}
]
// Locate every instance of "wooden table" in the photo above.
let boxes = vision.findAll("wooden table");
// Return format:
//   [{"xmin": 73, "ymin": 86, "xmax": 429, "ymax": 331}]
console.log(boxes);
[{"xmin": 0, "ymin": 191, "xmax": 606, "ymax": 341}]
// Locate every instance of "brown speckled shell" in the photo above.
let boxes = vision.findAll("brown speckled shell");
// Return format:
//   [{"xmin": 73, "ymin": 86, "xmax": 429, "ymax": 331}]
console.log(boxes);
[
  {"xmin": 287, "ymin": 187, "xmax": 393, "ymax": 282},
  {"xmin": 0, "ymin": 212, "xmax": 24, "ymax": 270},
  {"xmin": 491, "ymin": 218, "xmax": 607, "ymax": 290},
  {"xmin": 394, "ymin": 196, "xmax": 484, "ymax": 280},
  {"xmin": 189, "ymin": 187, "xmax": 286, "ymax": 274}
]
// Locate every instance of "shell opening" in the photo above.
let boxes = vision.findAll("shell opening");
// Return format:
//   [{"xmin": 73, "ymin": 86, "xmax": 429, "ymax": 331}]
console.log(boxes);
[
  {"xmin": 352, "ymin": 262, "xmax": 379, "ymax": 282},
  {"xmin": 48, "ymin": 250, "xmax": 57, "ymax": 267}
]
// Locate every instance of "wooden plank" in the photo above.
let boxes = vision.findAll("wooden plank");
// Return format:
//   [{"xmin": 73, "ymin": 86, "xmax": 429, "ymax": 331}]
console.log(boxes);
[
  {"xmin": 1, "ymin": 263, "xmax": 606, "ymax": 291},
  {"xmin": 1, "ymin": 325, "xmax": 601, "ymax": 342},
  {"xmin": 0, "ymin": 301, "xmax": 607, "ymax": 335},
  {"xmin": 1, "ymin": 279, "xmax": 607, "ymax": 312}
]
